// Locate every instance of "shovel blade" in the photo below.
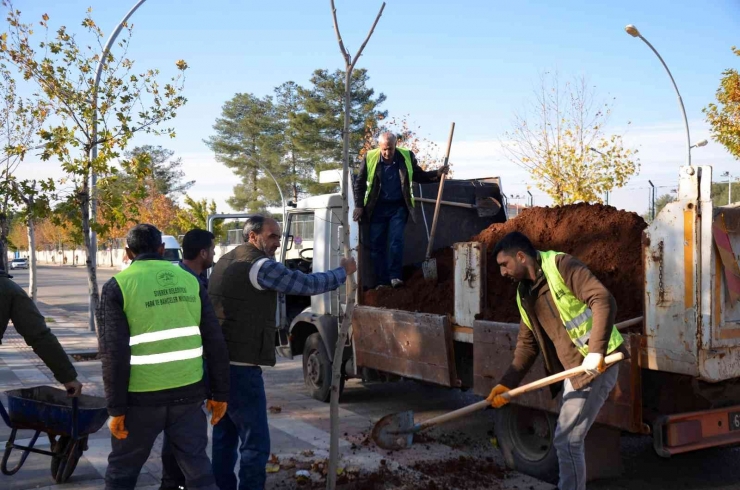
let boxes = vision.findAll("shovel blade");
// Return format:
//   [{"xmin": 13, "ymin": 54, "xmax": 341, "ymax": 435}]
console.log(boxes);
[
  {"xmin": 422, "ymin": 258, "xmax": 438, "ymax": 281},
  {"xmin": 371, "ymin": 410, "xmax": 415, "ymax": 451}
]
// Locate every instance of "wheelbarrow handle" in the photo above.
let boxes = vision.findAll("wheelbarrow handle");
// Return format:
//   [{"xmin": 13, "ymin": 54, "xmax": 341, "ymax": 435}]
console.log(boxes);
[
  {"xmin": 415, "ymin": 352, "xmax": 625, "ymax": 432},
  {"xmin": 0, "ymin": 397, "xmax": 10, "ymax": 428}
]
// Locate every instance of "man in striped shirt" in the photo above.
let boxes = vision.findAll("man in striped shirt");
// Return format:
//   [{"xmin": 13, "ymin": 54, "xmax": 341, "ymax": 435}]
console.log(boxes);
[{"xmin": 208, "ymin": 215, "xmax": 356, "ymax": 490}]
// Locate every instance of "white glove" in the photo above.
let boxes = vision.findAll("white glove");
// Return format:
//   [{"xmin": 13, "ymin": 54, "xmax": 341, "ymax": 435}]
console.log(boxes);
[{"xmin": 581, "ymin": 352, "xmax": 605, "ymax": 377}]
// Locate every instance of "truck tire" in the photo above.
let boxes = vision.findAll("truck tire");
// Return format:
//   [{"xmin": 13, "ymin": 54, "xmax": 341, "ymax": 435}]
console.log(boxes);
[
  {"xmin": 303, "ymin": 333, "xmax": 344, "ymax": 402},
  {"xmin": 494, "ymin": 405, "xmax": 559, "ymax": 484}
]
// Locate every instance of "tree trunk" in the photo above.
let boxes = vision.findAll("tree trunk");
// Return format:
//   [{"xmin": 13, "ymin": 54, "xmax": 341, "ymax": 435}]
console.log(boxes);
[
  {"xmin": 80, "ymin": 182, "xmax": 100, "ymax": 332},
  {"xmin": 26, "ymin": 216, "xmax": 37, "ymax": 302},
  {"xmin": 0, "ymin": 212, "xmax": 8, "ymax": 273}
]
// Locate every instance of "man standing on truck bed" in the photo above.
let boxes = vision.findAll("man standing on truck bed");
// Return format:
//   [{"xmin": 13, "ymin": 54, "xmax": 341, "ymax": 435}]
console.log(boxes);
[
  {"xmin": 208, "ymin": 215, "xmax": 357, "ymax": 490},
  {"xmin": 352, "ymin": 131, "xmax": 448, "ymax": 289},
  {"xmin": 487, "ymin": 231, "xmax": 627, "ymax": 490},
  {"xmin": 97, "ymin": 224, "xmax": 230, "ymax": 490}
]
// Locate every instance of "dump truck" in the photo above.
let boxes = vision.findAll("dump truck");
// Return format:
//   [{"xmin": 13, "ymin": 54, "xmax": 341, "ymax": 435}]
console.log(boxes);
[{"xmin": 211, "ymin": 164, "xmax": 740, "ymax": 482}]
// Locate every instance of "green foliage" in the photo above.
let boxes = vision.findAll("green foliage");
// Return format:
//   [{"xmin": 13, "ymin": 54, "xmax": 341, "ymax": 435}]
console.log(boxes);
[
  {"xmin": 174, "ymin": 195, "xmax": 224, "ymax": 242},
  {"xmin": 207, "ymin": 68, "xmax": 386, "ymax": 212}
]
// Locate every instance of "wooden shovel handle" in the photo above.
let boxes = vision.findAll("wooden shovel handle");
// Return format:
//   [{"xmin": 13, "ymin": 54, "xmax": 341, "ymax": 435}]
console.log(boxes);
[
  {"xmin": 415, "ymin": 352, "xmax": 625, "ymax": 432},
  {"xmin": 502, "ymin": 352, "xmax": 625, "ymax": 400},
  {"xmin": 425, "ymin": 122, "xmax": 455, "ymax": 260}
]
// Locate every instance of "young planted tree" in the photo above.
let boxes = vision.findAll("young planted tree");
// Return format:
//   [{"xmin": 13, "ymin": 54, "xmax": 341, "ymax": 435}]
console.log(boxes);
[
  {"xmin": 503, "ymin": 72, "xmax": 639, "ymax": 205},
  {"xmin": 704, "ymin": 46, "xmax": 740, "ymax": 160},
  {"xmin": 0, "ymin": 4, "xmax": 188, "ymax": 326},
  {"xmin": 0, "ymin": 62, "xmax": 48, "ymax": 273},
  {"xmin": 327, "ymin": 2, "xmax": 385, "ymax": 489}
]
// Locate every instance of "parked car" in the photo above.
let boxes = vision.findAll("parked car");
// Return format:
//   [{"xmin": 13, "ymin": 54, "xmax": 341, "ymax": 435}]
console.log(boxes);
[
  {"xmin": 119, "ymin": 235, "xmax": 182, "ymax": 271},
  {"xmin": 10, "ymin": 257, "xmax": 28, "ymax": 270}
]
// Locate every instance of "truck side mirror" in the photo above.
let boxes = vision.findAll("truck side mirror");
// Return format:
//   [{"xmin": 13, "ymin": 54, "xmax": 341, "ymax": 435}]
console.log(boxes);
[{"xmin": 286, "ymin": 235, "xmax": 294, "ymax": 251}]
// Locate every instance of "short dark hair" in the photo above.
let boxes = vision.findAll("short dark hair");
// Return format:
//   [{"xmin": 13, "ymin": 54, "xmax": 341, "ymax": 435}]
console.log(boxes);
[
  {"xmin": 182, "ymin": 229, "xmax": 215, "ymax": 260},
  {"xmin": 126, "ymin": 224, "xmax": 162, "ymax": 255},
  {"xmin": 492, "ymin": 231, "xmax": 537, "ymax": 259},
  {"xmin": 242, "ymin": 215, "xmax": 266, "ymax": 242}
]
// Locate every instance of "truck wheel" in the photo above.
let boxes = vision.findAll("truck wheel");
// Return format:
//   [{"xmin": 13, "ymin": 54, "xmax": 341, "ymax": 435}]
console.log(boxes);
[
  {"xmin": 303, "ymin": 333, "xmax": 344, "ymax": 402},
  {"xmin": 494, "ymin": 405, "xmax": 559, "ymax": 484}
]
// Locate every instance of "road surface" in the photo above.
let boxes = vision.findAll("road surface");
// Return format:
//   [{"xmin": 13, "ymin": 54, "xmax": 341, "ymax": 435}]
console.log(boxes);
[{"xmin": 9, "ymin": 265, "xmax": 740, "ymax": 489}]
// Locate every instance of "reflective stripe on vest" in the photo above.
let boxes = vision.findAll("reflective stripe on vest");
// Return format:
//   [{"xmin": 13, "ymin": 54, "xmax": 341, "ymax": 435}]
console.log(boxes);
[
  {"xmin": 114, "ymin": 260, "xmax": 203, "ymax": 392},
  {"xmin": 364, "ymin": 147, "xmax": 415, "ymax": 206},
  {"xmin": 515, "ymin": 250, "xmax": 624, "ymax": 357}
]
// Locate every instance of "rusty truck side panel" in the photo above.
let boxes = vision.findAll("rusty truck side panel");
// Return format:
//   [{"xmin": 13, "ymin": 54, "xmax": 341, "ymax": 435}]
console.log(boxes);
[
  {"xmin": 352, "ymin": 306, "xmax": 458, "ymax": 387},
  {"xmin": 472, "ymin": 320, "xmax": 646, "ymax": 433}
]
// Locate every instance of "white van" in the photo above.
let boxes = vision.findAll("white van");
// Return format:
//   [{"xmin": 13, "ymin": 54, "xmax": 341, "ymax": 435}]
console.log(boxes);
[{"xmin": 119, "ymin": 234, "xmax": 182, "ymax": 270}]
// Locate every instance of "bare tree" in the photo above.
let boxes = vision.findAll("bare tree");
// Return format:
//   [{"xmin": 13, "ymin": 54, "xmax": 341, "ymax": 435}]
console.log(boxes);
[{"xmin": 327, "ymin": 1, "xmax": 385, "ymax": 489}]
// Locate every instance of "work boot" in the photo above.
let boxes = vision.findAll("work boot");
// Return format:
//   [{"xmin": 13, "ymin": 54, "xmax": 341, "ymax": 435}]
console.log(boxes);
[{"xmin": 391, "ymin": 278, "xmax": 404, "ymax": 288}]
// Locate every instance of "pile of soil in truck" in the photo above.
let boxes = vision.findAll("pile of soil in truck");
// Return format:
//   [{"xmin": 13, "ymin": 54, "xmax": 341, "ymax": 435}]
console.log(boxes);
[{"xmin": 363, "ymin": 203, "xmax": 647, "ymax": 323}]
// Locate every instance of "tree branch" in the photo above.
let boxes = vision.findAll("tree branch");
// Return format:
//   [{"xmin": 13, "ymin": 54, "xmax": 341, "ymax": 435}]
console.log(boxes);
[
  {"xmin": 329, "ymin": 0, "xmax": 350, "ymax": 66},
  {"xmin": 348, "ymin": 2, "xmax": 386, "ymax": 72}
]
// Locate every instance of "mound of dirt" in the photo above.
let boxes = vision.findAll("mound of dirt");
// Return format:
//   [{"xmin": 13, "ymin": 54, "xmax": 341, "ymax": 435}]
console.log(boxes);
[{"xmin": 363, "ymin": 203, "xmax": 647, "ymax": 323}]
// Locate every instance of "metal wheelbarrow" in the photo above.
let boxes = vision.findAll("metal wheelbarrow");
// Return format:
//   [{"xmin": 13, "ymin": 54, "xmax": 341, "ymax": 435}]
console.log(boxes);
[{"xmin": 0, "ymin": 385, "xmax": 109, "ymax": 483}]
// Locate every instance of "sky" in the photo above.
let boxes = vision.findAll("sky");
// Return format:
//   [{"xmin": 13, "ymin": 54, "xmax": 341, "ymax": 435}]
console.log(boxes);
[{"xmin": 10, "ymin": 0, "xmax": 740, "ymax": 216}]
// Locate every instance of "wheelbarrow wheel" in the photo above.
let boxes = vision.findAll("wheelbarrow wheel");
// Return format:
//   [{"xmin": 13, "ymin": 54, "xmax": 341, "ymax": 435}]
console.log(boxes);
[{"xmin": 51, "ymin": 436, "xmax": 85, "ymax": 483}]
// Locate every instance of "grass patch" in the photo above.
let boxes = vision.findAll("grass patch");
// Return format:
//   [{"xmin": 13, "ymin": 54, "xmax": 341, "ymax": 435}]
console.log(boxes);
[{"xmin": 45, "ymin": 317, "xmax": 56, "ymax": 323}]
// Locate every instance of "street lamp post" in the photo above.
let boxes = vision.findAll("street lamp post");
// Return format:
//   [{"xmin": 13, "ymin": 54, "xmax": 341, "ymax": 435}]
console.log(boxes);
[
  {"xmin": 625, "ymin": 24, "xmax": 692, "ymax": 167},
  {"xmin": 723, "ymin": 171, "xmax": 732, "ymax": 205},
  {"xmin": 88, "ymin": 0, "xmax": 148, "ymax": 331},
  {"xmin": 648, "ymin": 180, "xmax": 656, "ymax": 220}
]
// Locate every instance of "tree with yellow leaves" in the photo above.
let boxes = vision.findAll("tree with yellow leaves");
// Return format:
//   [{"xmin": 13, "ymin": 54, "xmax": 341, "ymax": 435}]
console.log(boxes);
[
  {"xmin": 704, "ymin": 47, "xmax": 740, "ymax": 160},
  {"xmin": 503, "ymin": 72, "xmax": 639, "ymax": 205}
]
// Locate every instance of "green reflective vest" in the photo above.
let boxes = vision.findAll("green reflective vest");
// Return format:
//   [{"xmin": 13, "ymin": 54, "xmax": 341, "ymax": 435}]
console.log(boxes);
[
  {"xmin": 114, "ymin": 260, "xmax": 203, "ymax": 392},
  {"xmin": 515, "ymin": 250, "xmax": 624, "ymax": 357},
  {"xmin": 364, "ymin": 147, "xmax": 415, "ymax": 206}
]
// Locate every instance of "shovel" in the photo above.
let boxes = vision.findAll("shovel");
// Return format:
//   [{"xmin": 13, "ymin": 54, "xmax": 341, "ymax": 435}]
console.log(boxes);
[
  {"xmin": 422, "ymin": 122, "xmax": 455, "ymax": 281},
  {"xmin": 371, "ymin": 351, "xmax": 625, "ymax": 451},
  {"xmin": 415, "ymin": 196, "xmax": 502, "ymax": 218}
]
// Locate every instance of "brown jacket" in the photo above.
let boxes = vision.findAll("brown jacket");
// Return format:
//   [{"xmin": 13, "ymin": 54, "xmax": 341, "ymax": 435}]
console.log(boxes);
[{"xmin": 499, "ymin": 253, "xmax": 627, "ymax": 392}]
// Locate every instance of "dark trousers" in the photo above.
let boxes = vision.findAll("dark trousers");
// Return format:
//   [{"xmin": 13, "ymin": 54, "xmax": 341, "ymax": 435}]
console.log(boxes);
[
  {"xmin": 105, "ymin": 402, "xmax": 217, "ymax": 490},
  {"xmin": 369, "ymin": 201, "xmax": 408, "ymax": 285},
  {"xmin": 212, "ymin": 365, "xmax": 270, "ymax": 490},
  {"xmin": 161, "ymin": 433, "xmax": 187, "ymax": 489}
]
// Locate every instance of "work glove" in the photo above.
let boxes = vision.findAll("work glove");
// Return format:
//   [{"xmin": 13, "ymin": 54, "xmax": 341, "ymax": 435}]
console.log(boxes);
[
  {"xmin": 581, "ymin": 352, "xmax": 606, "ymax": 377},
  {"xmin": 486, "ymin": 384, "xmax": 511, "ymax": 409},
  {"xmin": 63, "ymin": 379, "xmax": 83, "ymax": 397},
  {"xmin": 206, "ymin": 400, "xmax": 228, "ymax": 426},
  {"xmin": 109, "ymin": 415, "xmax": 128, "ymax": 440},
  {"xmin": 437, "ymin": 165, "xmax": 450, "ymax": 177}
]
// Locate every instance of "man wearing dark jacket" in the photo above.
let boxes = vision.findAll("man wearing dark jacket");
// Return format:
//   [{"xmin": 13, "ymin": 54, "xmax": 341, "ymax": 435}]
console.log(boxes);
[
  {"xmin": 0, "ymin": 269, "xmax": 82, "ymax": 395},
  {"xmin": 160, "ymin": 228, "xmax": 218, "ymax": 490},
  {"xmin": 97, "ymin": 224, "xmax": 230, "ymax": 490},
  {"xmin": 208, "ymin": 215, "xmax": 356, "ymax": 490},
  {"xmin": 486, "ymin": 232, "xmax": 628, "ymax": 490},
  {"xmin": 352, "ymin": 131, "xmax": 448, "ymax": 289}
]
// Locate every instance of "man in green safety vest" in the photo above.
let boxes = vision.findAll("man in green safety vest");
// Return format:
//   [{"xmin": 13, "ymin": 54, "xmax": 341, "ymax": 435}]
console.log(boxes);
[
  {"xmin": 352, "ymin": 131, "xmax": 448, "ymax": 289},
  {"xmin": 486, "ymin": 231, "xmax": 628, "ymax": 490},
  {"xmin": 97, "ymin": 224, "xmax": 230, "ymax": 490}
]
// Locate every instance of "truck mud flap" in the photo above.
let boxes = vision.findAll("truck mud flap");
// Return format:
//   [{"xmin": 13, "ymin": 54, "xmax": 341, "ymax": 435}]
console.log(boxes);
[{"xmin": 653, "ymin": 404, "xmax": 740, "ymax": 457}]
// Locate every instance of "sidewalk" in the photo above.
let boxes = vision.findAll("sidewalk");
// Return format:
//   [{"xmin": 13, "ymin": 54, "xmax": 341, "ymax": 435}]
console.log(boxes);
[{"xmin": 0, "ymin": 305, "xmax": 550, "ymax": 490}]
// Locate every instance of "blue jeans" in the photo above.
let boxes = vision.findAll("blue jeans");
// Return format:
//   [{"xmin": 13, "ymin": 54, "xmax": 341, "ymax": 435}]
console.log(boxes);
[
  {"xmin": 369, "ymin": 202, "xmax": 408, "ymax": 285},
  {"xmin": 554, "ymin": 364, "xmax": 619, "ymax": 490},
  {"xmin": 212, "ymin": 366, "xmax": 270, "ymax": 490}
]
